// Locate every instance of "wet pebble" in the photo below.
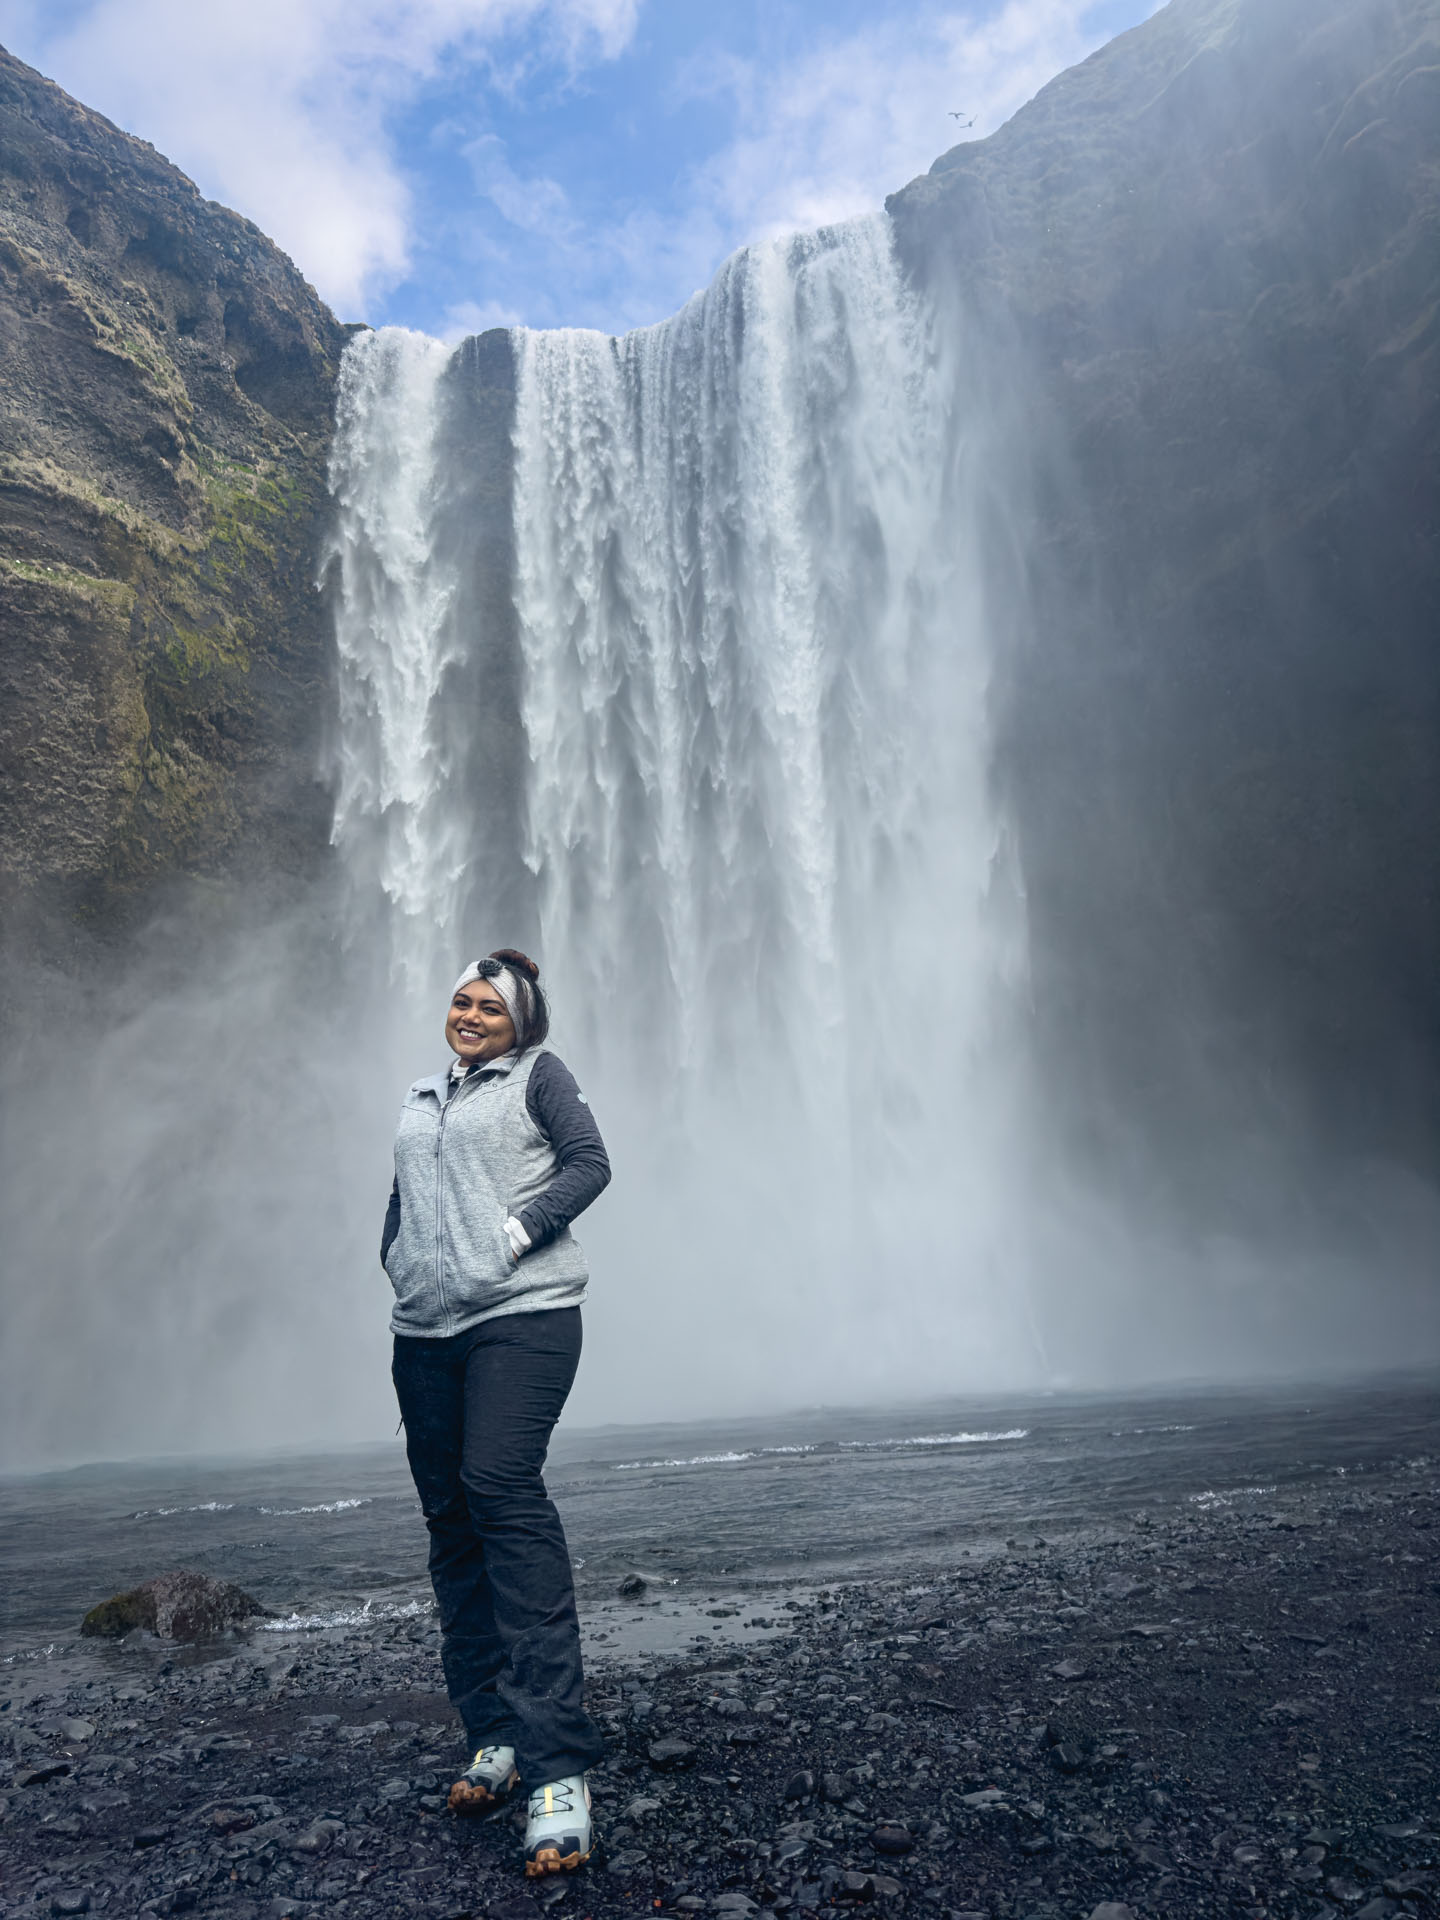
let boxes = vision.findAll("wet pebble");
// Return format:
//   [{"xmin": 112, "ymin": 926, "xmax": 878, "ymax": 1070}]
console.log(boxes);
[{"xmin": 870, "ymin": 1822, "xmax": 913, "ymax": 1855}]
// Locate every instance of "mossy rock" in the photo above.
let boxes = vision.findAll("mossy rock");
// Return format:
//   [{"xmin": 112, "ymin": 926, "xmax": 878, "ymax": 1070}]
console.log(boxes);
[{"xmin": 81, "ymin": 1569, "xmax": 267, "ymax": 1641}]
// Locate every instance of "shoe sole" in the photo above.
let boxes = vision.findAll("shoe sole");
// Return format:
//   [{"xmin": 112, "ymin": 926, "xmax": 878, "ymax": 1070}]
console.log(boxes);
[
  {"xmin": 448, "ymin": 1773, "xmax": 517, "ymax": 1814},
  {"xmin": 524, "ymin": 1845, "xmax": 591, "ymax": 1878}
]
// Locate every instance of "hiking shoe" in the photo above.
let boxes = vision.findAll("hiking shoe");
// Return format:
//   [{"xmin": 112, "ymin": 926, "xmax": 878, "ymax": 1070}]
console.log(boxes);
[
  {"xmin": 448, "ymin": 1743, "xmax": 518, "ymax": 1813},
  {"xmin": 523, "ymin": 1774, "xmax": 592, "ymax": 1876}
]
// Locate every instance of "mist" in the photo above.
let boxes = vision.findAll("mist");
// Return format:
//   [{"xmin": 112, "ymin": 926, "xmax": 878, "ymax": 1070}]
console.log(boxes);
[{"xmin": 2, "ymin": 0, "xmax": 1437, "ymax": 1475}]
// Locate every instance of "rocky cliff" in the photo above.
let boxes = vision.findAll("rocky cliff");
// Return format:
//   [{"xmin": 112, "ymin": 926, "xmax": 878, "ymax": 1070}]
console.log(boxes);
[
  {"xmin": 889, "ymin": 0, "xmax": 1440, "ymax": 1186},
  {"xmin": 0, "ymin": 47, "xmax": 351, "ymax": 937}
]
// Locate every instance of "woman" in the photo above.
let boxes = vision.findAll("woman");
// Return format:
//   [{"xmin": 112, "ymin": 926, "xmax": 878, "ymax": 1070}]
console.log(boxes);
[{"xmin": 382, "ymin": 949, "xmax": 609, "ymax": 1878}]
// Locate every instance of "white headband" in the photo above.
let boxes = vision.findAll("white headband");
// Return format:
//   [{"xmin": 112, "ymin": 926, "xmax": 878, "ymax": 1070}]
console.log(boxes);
[{"xmin": 452, "ymin": 960, "xmax": 532, "ymax": 1047}]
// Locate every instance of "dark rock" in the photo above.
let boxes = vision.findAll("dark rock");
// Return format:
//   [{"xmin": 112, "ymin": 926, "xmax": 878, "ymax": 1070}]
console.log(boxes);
[
  {"xmin": 1098, "ymin": 1577, "xmax": 1145, "ymax": 1600},
  {"xmin": 647, "ymin": 1737, "xmax": 695, "ymax": 1770},
  {"xmin": 605, "ymin": 1848, "xmax": 649, "ymax": 1874},
  {"xmin": 870, "ymin": 1823, "xmax": 914, "ymax": 1855},
  {"xmin": 133, "ymin": 1824, "xmax": 171, "ymax": 1848},
  {"xmin": 1383, "ymin": 1876, "xmax": 1436, "ymax": 1899},
  {"xmin": 1263, "ymin": 1697, "xmax": 1319, "ymax": 1723},
  {"xmin": 1087, "ymin": 1907, "xmax": 1136, "ymax": 1920},
  {"xmin": 488, "ymin": 1897, "xmax": 542, "ymax": 1920},
  {"xmin": 1048, "ymin": 1659, "xmax": 1089, "ymax": 1681},
  {"xmin": 782, "ymin": 1770, "xmax": 815, "ymax": 1801},
  {"xmin": 1050, "ymin": 1744, "xmax": 1087, "ymax": 1773},
  {"xmin": 81, "ymin": 1570, "xmax": 266, "ymax": 1641},
  {"xmin": 208, "ymin": 1806, "xmax": 257, "ymax": 1835},
  {"xmin": 50, "ymin": 1896, "xmax": 91, "ymax": 1916},
  {"xmin": 15, "ymin": 1761, "xmax": 71, "ymax": 1785},
  {"xmin": 618, "ymin": 1574, "xmax": 647, "ymax": 1599}
]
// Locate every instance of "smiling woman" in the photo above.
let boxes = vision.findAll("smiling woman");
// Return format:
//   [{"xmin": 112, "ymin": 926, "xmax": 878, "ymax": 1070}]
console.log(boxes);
[{"xmin": 379, "ymin": 947, "xmax": 611, "ymax": 1879}]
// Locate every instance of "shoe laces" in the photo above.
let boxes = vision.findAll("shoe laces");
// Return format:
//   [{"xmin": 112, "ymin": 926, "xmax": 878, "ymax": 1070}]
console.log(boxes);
[
  {"xmin": 468, "ymin": 1745, "xmax": 506, "ymax": 1771},
  {"xmin": 529, "ymin": 1778, "xmax": 579, "ymax": 1818}
]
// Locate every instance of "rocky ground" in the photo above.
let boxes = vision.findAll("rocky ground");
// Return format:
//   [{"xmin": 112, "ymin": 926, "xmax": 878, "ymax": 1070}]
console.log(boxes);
[{"xmin": 2, "ymin": 1467, "xmax": 1436, "ymax": 1920}]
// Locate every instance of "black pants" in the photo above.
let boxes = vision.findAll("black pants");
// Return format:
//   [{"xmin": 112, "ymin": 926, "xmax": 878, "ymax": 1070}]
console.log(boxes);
[{"xmin": 391, "ymin": 1307, "xmax": 603, "ymax": 1784}]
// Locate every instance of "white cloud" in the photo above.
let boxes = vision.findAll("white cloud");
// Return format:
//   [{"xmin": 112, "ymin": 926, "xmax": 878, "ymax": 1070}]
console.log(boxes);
[
  {"xmin": 463, "ymin": 133, "xmax": 576, "ymax": 241},
  {"xmin": 0, "ymin": 0, "xmax": 1157, "ymax": 331},
  {"xmin": 0, "ymin": 0, "xmax": 639, "ymax": 315},
  {"xmin": 433, "ymin": 0, "xmax": 1160, "ymax": 335},
  {"xmin": 441, "ymin": 295, "xmax": 525, "ymax": 341},
  {"xmin": 682, "ymin": 0, "xmax": 1162, "ymax": 248}
]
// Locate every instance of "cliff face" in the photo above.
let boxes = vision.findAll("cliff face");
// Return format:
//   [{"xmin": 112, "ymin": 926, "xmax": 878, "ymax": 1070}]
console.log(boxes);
[
  {"xmin": 889, "ymin": 0, "xmax": 1440, "ymax": 1183},
  {"xmin": 0, "ymin": 47, "xmax": 350, "ymax": 933}
]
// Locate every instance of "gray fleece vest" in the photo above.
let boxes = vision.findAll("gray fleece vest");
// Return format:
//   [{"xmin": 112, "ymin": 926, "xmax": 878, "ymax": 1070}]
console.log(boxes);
[{"xmin": 386, "ymin": 1048, "xmax": 589, "ymax": 1338}]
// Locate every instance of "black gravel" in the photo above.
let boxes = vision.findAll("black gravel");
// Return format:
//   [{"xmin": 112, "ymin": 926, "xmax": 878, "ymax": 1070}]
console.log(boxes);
[{"xmin": 2, "ymin": 1466, "xmax": 1436, "ymax": 1920}]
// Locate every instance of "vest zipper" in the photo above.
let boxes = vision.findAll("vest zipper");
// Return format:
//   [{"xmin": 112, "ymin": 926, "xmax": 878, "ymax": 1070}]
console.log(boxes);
[{"xmin": 434, "ymin": 1084, "xmax": 458, "ymax": 1331}]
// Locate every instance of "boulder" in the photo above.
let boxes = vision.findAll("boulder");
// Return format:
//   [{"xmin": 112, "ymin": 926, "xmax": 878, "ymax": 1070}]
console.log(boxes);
[{"xmin": 81, "ymin": 1570, "xmax": 266, "ymax": 1641}]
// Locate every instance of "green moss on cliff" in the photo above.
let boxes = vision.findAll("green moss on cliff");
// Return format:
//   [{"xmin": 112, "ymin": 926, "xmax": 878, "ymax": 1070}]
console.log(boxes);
[
  {"xmin": 1, "ymin": 44, "xmax": 348, "ymax": 919},
  {"xmin": 0, "ymin": 553, "xmax": 136, "ymax": 612}
]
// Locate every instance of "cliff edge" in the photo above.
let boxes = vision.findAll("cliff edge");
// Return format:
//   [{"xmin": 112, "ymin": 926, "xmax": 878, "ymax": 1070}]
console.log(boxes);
[{"xmin": 0, "ymin": 47, "xmax": 351, "ymax": 932}]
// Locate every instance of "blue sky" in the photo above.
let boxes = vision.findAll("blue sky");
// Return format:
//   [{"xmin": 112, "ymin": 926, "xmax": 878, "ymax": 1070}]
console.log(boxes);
[{"xmin": 0, "ymin": 0, "xmax": 1157, "ymax": 337}]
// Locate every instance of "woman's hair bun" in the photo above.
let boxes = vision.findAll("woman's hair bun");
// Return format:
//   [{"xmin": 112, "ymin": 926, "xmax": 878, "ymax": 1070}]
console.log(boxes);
[{"xmin": 489, "ymin": 947, "xmax": 540, "ymax": 983}]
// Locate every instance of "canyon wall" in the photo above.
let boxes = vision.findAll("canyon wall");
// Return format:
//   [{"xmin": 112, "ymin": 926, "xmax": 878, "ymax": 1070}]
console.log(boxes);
[{"xmin": 0, "ymin": 48, "xmax": 350, "ymax": 943}]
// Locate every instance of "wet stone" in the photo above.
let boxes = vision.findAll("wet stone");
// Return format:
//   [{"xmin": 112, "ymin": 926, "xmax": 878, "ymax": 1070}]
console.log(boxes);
[
  {"xmin": 870, "ymin": 1823, "xmax": 913, "ymax": 1855},
  {"xmin": 208, "ymin": 1806, "xmax": 257, "ymax": 1835}
]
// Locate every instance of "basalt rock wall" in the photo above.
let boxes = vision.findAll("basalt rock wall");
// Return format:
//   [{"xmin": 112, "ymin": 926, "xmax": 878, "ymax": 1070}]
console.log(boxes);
[
  {"xmin": 0, "ymin": 46, "xmax": 352, "ymax": 947},
  {"xmin": 889, "ymin": 0, "xmax": 1440, "ymax": 1190}
]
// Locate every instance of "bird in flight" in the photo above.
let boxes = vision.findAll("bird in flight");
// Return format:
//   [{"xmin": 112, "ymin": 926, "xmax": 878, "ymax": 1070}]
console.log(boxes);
[{"xmin": 949, "ymin": 111, "xmax": 976, "ymax": 126}]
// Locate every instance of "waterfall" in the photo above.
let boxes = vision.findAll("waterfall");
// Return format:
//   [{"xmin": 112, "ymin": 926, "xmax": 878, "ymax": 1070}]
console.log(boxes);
[
  {"xmin": 329, "ymin": 215, "xmax": 1038, "ymax": 1411},
  {"xmin": 328, "ymin": 328, "xmax": 464, "ymax": 990}
]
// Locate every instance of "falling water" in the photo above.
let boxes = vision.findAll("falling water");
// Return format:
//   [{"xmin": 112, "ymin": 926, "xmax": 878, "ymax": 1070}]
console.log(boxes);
[
  {"xmin": 328, "ymin": 215, "xmax": 1040, "ymax": 1414},
  {"xmin": 328, "ymin": 329, "xmax": 465, "ymax": 989}
]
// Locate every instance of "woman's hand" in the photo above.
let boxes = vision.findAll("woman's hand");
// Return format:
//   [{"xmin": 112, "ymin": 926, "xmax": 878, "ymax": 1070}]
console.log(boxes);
[{"xmin": 504, "ymin": 1215, "xmax": 532, "ymax": 1265}]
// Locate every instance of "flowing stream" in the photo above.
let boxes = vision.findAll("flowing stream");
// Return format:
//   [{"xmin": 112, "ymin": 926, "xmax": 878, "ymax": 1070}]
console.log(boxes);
[{"xmin": 327, "ymin": 215, "xmax": 1040, "ymax": 1413}]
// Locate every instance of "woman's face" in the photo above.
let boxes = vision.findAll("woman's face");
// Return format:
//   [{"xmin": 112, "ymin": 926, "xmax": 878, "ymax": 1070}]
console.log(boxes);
[{"xmin": 445, "ymin": 978, "xmax": 516, "ymax": 1065}]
